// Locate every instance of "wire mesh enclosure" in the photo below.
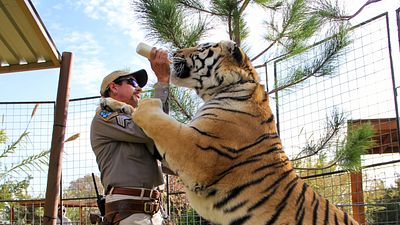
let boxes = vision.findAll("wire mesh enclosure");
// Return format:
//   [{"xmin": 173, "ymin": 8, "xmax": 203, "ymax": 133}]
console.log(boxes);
[
  {"xmin": 0, "ymin": 10, "xmax": 399, "ymax": 225},
  {"xmin": 273, "ymin": 12, "xmax": 399, "ymax": 225},
  {"xmin": 0, "ymin": 99, "xmax": 101, "ymax": 225}
]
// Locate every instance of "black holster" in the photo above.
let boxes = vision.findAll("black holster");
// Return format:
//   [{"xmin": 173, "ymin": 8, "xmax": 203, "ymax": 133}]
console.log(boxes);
[
  {"xmin": 98, "ymin": 196, "xmax": 106, "ymax": 216},
  {"xmin": 90, "ymin": 196, "xmax": 107, "ymax": 224}
]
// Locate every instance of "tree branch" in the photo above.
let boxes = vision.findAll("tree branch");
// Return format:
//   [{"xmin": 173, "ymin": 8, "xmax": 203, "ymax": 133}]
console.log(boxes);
[
  {"xmin": 335, "ymin": 0, "xmax": 383, "ymax": 20},
  {"xmin": 177, "ymin": 0, "xmax": 226, "ymax": 16},
  {"xmin": 228, "ymin": 13, "xmax": 233, "ymax": 40},
  {"xmin": 251, "ymin": 0, "xmax": 298, "ymax": 62},
  {"xmin": 251, "ymin": 40, "xmax": 277, "ymax": 62},
  {"xmin": 169, "ymin": 91, "xmax": 193, "ymax": 121},
  {"xmin": 292, "ymin": 125, "xmax": 338, "ymax": 162},
  {"xmin": 267, "ymin": 34, "xmax": 340, "ymax": 95},
  {"xmin": 292, "ymin": 109, "xmax": 345, "ymax": 162},
  {"xmin": 293, "ymin": 161, "xmax": 337, "ymax": 171},
  {"xmin": 239, "ymin": 0, "xmax": 251, "ymax": 15}
]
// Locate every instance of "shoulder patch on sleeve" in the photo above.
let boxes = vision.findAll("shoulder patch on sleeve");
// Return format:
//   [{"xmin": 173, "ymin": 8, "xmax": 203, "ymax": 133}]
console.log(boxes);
[
  {"xmin": 116, "ymin": 115, "xmax": 131, "ymax": 128},
  {"xmin": 117, "ymin": 116, "xmax": 132, "ymax": 128},
  {"xmin": 97, "ymin": 110, "xmax": 118, "ymax": 121}
]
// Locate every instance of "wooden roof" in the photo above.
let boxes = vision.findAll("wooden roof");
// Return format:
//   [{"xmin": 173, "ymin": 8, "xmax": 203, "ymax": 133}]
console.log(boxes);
[{"xmin": 0, "ymin": 0, "xmax": 61, "ymax": 74}]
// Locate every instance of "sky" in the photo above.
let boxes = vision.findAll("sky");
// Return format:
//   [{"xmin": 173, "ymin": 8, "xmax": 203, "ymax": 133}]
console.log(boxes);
[{"xmin": 0, "ymin": 0, "xmax": 399, "ymax": 102}]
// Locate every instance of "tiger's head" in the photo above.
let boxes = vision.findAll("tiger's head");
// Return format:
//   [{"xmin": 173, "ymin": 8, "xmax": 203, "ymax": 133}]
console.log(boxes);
[{"xmin": 171, "ymin": 40, "xmax": 260, "ymax": 101}]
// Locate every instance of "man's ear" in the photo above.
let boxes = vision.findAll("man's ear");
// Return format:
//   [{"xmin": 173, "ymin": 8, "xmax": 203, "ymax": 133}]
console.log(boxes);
[{"xmin": 108, "ymin": 82, "xmax": 118, "ymax": 96}]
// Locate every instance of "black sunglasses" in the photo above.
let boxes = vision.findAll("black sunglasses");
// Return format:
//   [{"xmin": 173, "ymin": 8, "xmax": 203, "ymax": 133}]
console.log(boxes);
[{"xmin": 114, "ymin": 77, "xmax": 139, "ymax": 88}]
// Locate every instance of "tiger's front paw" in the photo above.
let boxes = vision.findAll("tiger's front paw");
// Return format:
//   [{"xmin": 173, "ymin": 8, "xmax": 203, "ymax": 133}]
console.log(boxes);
[
  {"xmin": 100, "ymin": 97, "xmax": 134, "ymax": 114},
  {"xmin": 120, "ymin": 104, "xmax": 134, "ymax": 115},
  {"xmin": 133, "ymin": 98, "xmax": 163, "ymax": 123}
]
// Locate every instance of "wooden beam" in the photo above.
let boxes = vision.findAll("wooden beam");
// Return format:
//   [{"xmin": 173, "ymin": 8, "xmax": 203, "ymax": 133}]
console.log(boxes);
[
  {"xmin": 350, "ymin": 172, "xmax": 366, "ymax": 224},
  {"xmin": 43, "ymin": 52, "xmax": 73, "ymax": 225}
]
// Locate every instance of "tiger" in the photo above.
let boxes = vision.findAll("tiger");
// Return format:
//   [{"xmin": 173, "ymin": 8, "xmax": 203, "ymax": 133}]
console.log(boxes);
[{"xmin": 103, "ymin": 40, "xmax": 360, "ymax": 225}]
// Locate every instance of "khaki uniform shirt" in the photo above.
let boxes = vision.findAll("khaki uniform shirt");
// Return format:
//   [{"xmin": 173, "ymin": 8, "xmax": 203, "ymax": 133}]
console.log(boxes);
[{"xmin": 90, "ymin": 83, "xmax": 169, "ymax": 190}]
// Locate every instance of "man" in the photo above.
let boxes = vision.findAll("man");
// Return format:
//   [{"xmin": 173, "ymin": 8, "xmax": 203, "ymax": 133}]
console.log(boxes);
[
  {"xmin": 90, "ymin": 47, "xmax": 170, "ymax": 225},
  {"xmin": 56, "ymin": 206, "xmax": 72, "ymax": 225}
]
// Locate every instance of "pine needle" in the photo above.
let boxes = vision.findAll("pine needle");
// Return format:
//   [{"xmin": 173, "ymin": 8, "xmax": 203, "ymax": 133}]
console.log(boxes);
[{"xmin": 336, "ymin": 123, "xmax": 375, "ymax": 171}]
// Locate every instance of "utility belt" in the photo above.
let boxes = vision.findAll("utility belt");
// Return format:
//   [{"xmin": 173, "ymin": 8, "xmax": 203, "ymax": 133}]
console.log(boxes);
[
  {"xmin": 97, "ymin": 187, "xmax": 161, "ymax": 225},
  {"xmin": 90, "ymin": 198, "xmax": 160, "ymax": 225},
  {"xmin": 104, "ymin": 198, "xmax": 160, "ymax": 224},
  {"xmin": 107, "ymin": 187, "xmax": 161, "ymax": 199}
]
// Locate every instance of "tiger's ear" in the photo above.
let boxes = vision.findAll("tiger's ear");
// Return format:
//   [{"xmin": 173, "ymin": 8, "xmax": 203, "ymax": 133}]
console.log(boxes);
[{"xmin": 223, "ymin": 40, "xmax": 244, "ymax": 65}]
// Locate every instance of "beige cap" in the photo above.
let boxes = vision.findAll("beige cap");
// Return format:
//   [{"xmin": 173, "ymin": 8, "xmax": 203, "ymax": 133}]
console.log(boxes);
[{"xmin": 100, "ymin": 69, "xmax": 148, "ymax": 96}]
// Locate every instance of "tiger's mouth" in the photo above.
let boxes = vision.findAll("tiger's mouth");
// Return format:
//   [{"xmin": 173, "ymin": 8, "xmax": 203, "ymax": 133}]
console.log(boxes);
[{"xmin": 172, "ymin": 55, "xmax": 191, "ymax": 78}]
